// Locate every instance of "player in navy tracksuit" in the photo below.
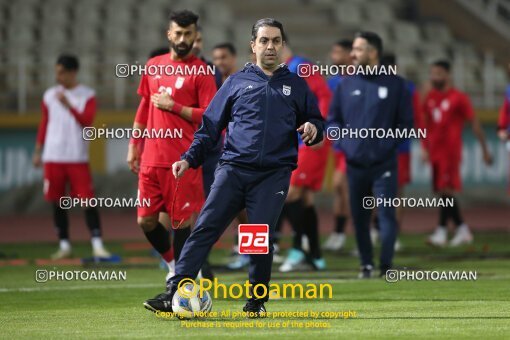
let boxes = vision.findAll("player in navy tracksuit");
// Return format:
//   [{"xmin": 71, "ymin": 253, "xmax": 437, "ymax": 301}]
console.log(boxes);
[
  {"xmin": 328, "ymin": 32, "xmax": 412, "ymax": 278},
  {"xmin": 143, "ymin": 18, "xmax": 324, "ymax": 317}
]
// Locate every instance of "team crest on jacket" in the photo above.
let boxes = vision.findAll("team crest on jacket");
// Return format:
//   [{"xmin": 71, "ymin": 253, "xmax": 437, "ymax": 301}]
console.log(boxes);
[
  {"xmin": 283, "ymin": 85, "xmax": 291, "ymax": 96},
  {"xmin": 175, "ymin": 77, "xmax": 185, "ymax": 89},
  {"xmin": 378, "ymin": 86, "xmax": 388, "ymax": 99}
]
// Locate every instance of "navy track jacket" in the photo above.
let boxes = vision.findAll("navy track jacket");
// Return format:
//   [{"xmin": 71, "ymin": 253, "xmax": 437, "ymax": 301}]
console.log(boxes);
[
  {"xmin": 328, "ymin": 73, "xmax": 413, "ymax": 167},
  {"xmin": 183, "ymin": 63, "xmax": 324, "ymax": 170}
]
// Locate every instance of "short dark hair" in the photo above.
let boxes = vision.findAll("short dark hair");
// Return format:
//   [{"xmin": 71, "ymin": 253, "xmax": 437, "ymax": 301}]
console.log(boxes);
[
  {"xmin": 213, "ymin": 42, "xmax": 237, "ymax": 56},
  {"xmin": 355, "ymin": 31, "xmax": 383, "ymax": 57},
  {"xmin": 169, "ymin": 10, "xmax": 199, "ymax": 27},
  {"xmin": 381, "ymin": 53, "xmax": 396, "ymax": 66},
  {"xmin": 432, "ymin": 59, "xmax": 451, "ymax": 72},
  {"xmin": 149, "ymin": 47, "xmax": 169, "ymax": 58},
  {"xmin": 335, "ymin": 39, "xmax": 353, "ymax": 50},
  {"xmin": 56, "ymin": 54, "xmax": 79, "ymax": 71},
  {"xmin": 251, "ymin": 18, "xmax": 286, "ymax": 42}
]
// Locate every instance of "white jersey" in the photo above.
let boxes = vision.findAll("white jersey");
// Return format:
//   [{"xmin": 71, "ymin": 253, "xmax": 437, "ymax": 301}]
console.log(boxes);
[{"xmin": 41, "ymin": 84, "xmax": 95, "ymax": 163}]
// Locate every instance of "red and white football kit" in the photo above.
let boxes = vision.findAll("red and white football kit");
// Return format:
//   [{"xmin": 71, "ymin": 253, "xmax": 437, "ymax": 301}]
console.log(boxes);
[
  {"xmin": 37, "ymin": 84, "xmax": 96, "ymax": 201},
  {"xmin": 134, "ymin": 54, "xmax": 216, "ymax": 220}
]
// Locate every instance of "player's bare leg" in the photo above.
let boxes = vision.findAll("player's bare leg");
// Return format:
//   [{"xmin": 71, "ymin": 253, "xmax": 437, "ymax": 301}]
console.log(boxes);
[{"xmin": 324, "ymin": 170, "xmax": 349, "ymax": 251}]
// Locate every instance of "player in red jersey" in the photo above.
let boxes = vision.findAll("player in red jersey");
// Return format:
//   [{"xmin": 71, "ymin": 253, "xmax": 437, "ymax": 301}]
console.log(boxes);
[
  {"xmin": 126, "ymin": 11, "xmax": 216, "ymax": 281},
  {"xmin": 33, "ymin": 54, "xmax": 110, "ymax": 260},
  {"xmin": 277, "ymin": 45, "xmax": 332, "ymax": 272},
  {"xmin": 422, "ymin": 60, "xmax": 492, "ymax": 247}
]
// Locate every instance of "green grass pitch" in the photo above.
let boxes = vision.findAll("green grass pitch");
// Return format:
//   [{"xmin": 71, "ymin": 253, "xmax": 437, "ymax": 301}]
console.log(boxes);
[{"xmin": 1, "ymin": 233, "xmax": 509, "ymax": 339}]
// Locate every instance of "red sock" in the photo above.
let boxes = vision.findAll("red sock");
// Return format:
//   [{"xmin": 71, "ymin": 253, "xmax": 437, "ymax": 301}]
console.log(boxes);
[{"xmin": 161, "ymin": 247, "xmax": 174, "ymax": 263}]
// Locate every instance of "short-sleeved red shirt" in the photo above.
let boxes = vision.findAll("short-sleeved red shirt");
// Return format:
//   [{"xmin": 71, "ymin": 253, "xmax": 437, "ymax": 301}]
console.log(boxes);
[
  {"xmin": 423, "ymin": 88, "xmax": 474, "ymax": 162},
  {"xmin": 135, "ymin": 54, "xmax": 217, "ymax": 167}
]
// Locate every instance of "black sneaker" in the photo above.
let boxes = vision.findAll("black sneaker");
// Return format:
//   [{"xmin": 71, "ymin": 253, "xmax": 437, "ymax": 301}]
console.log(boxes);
[
  {"xmin": 243, "ymin": 299, "xmax": 267, "ymax": 318},
  {"xmin": 143, "ymin": 291, "xmax": 175, "ymax": 313},
  {"xmin": 358, "ymin": 264, "xmax": 373, "ymax": 279}
]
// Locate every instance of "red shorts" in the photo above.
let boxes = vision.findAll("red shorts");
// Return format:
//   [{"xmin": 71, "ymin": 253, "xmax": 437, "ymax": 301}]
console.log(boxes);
[
  {"xmin": 43, "ymin": 163, "xmax": 94, "ymax": 201},
  {"xmin": 334, "ymin": 150, "xmax": 347, "ymax": 174},
  {"xmin": 290, "ymin": 144, "xmax": 329, "ymax": 191},
  {"xmin": 397, "ymin": 152, "xmax": 411, "ymax": 187},
  {"xmin": 432, "ymin": 159, "xmax": 461, "ymax": 192},
  {"xmin": 137, "ymin": 165, "xmax": 204, "ymax": 220}
]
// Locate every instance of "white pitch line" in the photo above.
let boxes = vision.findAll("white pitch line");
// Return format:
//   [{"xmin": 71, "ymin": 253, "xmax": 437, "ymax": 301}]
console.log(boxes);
[
  {"xmin": 0, "ymin": 283, "xmax": 162, "ymax": 293},
  {"xmin": 0, "ymin": 275, "xmax": 508, "ymax": 293}
]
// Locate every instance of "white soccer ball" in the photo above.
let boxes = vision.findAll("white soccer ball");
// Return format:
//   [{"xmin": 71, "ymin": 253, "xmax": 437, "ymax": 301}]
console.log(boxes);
[{"xmin": 171, "ymin": 282, "xmax": 212, "ymax": 319}]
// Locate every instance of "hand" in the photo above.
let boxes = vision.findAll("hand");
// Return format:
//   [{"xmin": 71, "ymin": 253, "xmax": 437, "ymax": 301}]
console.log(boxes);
[
  {"xmin": 297, "ymin": 122, "xmax": 318, "ymax": 145},
  {"xmin": 497, "ymin": 130, "xmax": 508, "ymax": 141},
  {"xmin": 483, "ymin": 149, "xmax": 493, "ymax": 166},
  {"xmin": 127, "ymin": 144, "xmax": 140, "ymax": 174},
  {"xmin": 57, "ymin": 92, "xmax": 71, "ymax": 109},
  {"xmin": 32, "ymin": 150, "xmax": 42, "ymax": 168},
  {"xmin": 172, "ymin": 160, "xmax": 190, "ymax": 179},
  {"xmin": 151, "ymin": 92, "xmax": 174, "ymax": 111},
  {"xmin": 420, "ymin": 148, "xmax": 429, "ymax": 163}
]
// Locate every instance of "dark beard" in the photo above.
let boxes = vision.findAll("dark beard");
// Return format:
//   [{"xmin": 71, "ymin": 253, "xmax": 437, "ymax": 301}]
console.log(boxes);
[
  {"xmin": 432, "ymin": 80, "xmax": 446, "ymax": 90},
  {"xmin": 171, "ymin": 42, "xmax": 193, "ymax": 58}
]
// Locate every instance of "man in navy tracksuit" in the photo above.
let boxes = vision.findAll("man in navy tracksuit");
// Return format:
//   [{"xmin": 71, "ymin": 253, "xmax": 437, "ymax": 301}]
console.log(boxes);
[
  {"xmin": 143, "ymin": 18, "xmax": 324, "ymax": 317},
  {"xmin": 329, "ymin": 32, "xmax": 412, "ymax": 278}
]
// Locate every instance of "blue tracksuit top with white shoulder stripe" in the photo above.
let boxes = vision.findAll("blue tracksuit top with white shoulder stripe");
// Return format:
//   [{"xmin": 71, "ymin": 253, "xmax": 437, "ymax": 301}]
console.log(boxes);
[
  {"xmin": 328, "ymin": 73, "xmax": 413, "ymax": 167},
  {"xmin": 183, "ymin": 63, "xmax": 324, "ymax": 170}
]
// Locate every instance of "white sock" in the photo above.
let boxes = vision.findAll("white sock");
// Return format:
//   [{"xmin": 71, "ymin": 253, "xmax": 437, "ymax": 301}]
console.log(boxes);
[
  {"xmin": 91, "ymin": 237, "xmax": 104, "ymax": 250},
  {"xmin": 60, "ymin": 239, "xmax": 71, "ymax": 251}
]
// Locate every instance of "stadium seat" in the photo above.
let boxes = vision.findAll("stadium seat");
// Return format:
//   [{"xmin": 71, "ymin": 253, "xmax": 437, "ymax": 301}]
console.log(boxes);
[
  {"xmin": 202, "ymin": 2, "xmax": 233, "ymax": 24},
  {"xmin": 493, "ymin": 66, "xmax": 509, "ymax": 89},
  {"xmin": 137, "ymin": 7, "xmax": 169, "ymax": 33},
  {"xmin": 392, "ymin": 20, "xmax": 422, "ymax": 47},
  {"xmin": 103, "ymin": 25, "xmax": 132, "ymax": 50},
  {"xmin": 104, "ymin": 2, "xmax": 134, "ymax": 26},
  {"xmin": 333, "ymin": 2, "xmax": 363, "ymax": 28},
  {"xmin": 364, "ymin": 2, "xmax": 395, "ymax": 23},
  {"xmin": 417, "ymin": 42, "xmax": 450, "ymax": 64},
  {"xmin": 7, "ymin": 3, "xmax": 38, "ymax": 23},
  {"xmin": 41, "ymin": 2, "xmax": 70, "ymax": 26},
  {"xmin": 423, "ymin": 23, "xmax": 454, "ymax": 45}
]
